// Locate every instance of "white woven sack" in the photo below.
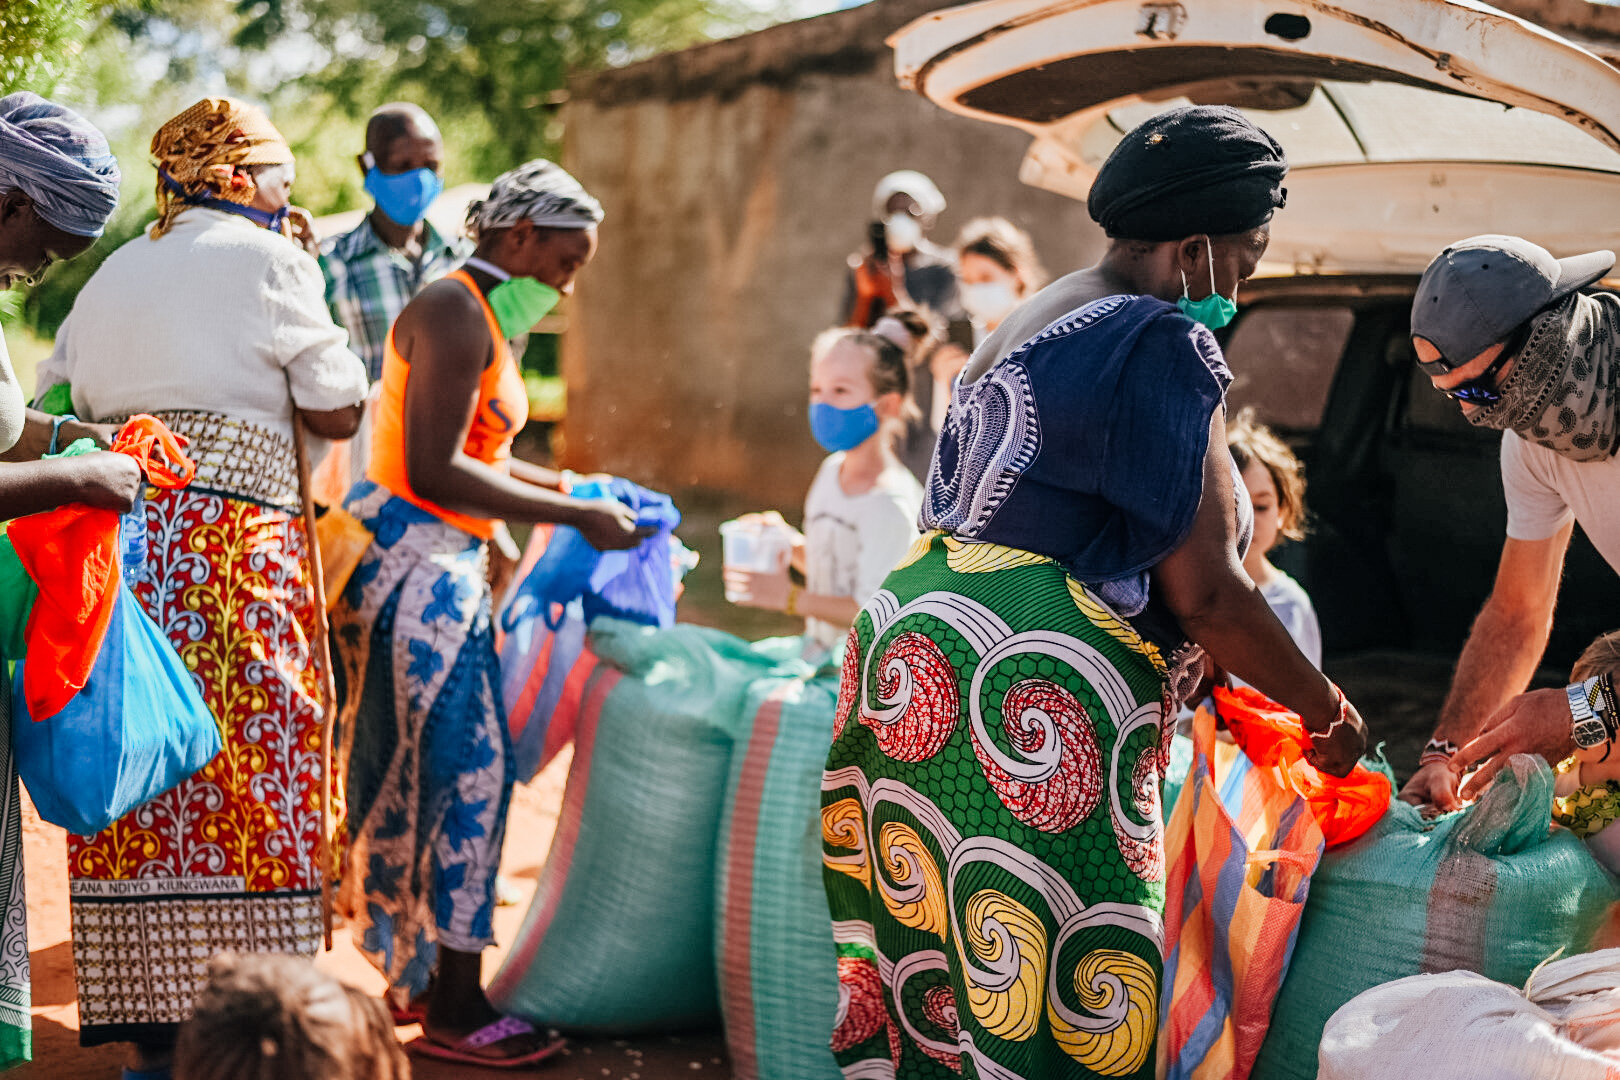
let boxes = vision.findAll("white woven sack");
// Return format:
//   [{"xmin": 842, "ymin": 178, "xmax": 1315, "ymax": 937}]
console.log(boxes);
[{"xmin": 1319, "ymin": 949, "xmax": 1620, "ymax": 1079}]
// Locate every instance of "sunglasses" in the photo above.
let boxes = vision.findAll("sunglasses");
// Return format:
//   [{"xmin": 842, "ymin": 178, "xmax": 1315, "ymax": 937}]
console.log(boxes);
[{"xmin": 1427, "ymin": 321, "xmax": 1534, "ymax": 407}]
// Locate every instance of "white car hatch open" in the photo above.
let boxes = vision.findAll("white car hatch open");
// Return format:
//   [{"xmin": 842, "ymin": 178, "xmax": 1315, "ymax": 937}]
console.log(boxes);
[{"xmin": 890, "ymin": 0, "xmax": 1620, "ymax": 273}]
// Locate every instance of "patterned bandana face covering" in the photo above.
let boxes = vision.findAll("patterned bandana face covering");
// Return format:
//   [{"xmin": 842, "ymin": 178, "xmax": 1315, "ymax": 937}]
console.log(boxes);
[{"xmin": 1464, "ymin": 292, "xmax": 1620, "ymax": 462}]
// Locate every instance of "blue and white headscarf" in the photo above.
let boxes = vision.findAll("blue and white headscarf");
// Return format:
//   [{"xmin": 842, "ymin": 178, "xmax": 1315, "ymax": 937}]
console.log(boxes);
[{"xmin": 0, "ymin": 92, "xmax": 120, "ymax": 238}]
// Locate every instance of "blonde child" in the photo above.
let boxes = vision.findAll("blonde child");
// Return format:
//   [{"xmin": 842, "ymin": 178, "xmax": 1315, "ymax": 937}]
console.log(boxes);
[
  {"xmin": 173, "ymin": 954, "xmax": 408, "ymax": 1080},
  {"xmin": 725, "ymin": 327, "xmax": 923, "ymax": 655},
  {"xmin": 1229, "ymin": 409, "xmax": 1322, "ymax": 667}
]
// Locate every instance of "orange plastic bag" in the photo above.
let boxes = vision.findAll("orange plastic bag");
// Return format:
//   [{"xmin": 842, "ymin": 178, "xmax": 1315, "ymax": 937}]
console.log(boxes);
[
  {"xmin": 9, "ymin": 415, "xmax": 195, "ymax": 721},
  {"xmin": 1213, "ymin": 685, "xmax": 1391, "ymax": 848}
]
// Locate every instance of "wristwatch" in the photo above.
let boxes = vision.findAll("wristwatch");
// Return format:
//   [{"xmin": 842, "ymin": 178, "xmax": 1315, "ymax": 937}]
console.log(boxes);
[{"xmin": 1569, "ymin": 678, "xmax": 1609, "ymax": 750}]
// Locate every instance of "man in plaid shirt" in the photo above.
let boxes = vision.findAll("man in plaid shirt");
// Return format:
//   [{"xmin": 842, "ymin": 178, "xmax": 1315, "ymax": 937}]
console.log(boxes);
[{"xmin": 320, "ymin": 103, "xmax": 471, "ymax": 485}]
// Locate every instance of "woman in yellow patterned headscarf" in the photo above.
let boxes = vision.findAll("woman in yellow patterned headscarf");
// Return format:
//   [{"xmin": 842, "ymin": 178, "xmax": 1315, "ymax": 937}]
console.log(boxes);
[
  {"xmin": 149, "ymin": 97, "xmax": 294, "ymax": 239},
  {"xmin": 38, "ymin": 95, "xmax": 368, "ymax": 1077}
]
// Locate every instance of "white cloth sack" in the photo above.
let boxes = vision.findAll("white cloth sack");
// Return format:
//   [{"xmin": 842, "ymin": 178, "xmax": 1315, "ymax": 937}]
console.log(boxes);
[{"xmin": 1319, "ymin": 948, "xmax": 1620, "ymax": 1079}]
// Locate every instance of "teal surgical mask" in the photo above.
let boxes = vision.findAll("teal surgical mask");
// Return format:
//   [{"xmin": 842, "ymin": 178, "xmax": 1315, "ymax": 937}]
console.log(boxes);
[
  {"xmin": 465, "ymin": 256, "xmax": 561, "ymax": 340},
  {"xmin": 1177, "ymin": 236, "xmax": 1237, "ymax": 331}
]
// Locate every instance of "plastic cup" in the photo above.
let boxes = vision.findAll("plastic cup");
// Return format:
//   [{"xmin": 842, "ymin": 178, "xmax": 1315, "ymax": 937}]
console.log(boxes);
[{"xmin": 720, "ymin": 518, "xmax": 791, "ymax": 603}]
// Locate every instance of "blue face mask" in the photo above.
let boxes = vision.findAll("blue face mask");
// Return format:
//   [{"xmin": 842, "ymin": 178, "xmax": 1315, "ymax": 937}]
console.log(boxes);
[
  {"xmin": 363, "ymin": 158, "xmax": 443, "ymax": 227},
  {"xmin": 1177, "ymin": 235, "xmax": 1238, "ymax": 331},
  {"xmin": 809, "ymin": 401, "xmax": 881, "ymax": 453}
]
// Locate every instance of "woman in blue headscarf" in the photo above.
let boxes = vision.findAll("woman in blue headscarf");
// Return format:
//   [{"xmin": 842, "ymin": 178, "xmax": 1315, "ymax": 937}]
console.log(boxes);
[
  {"xmin": 0, "ymin": 90, "xmax": 132, "ymax": 509},
  {"xmin": 0, "ymin": 91, "xmax": 132, "ymax": 1071}
]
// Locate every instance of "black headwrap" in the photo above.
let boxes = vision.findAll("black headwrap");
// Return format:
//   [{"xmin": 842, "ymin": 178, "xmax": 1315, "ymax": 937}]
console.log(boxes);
[{"xmin": 1087, "ymin": 105, "xmax": 1288, "ymax": 241}]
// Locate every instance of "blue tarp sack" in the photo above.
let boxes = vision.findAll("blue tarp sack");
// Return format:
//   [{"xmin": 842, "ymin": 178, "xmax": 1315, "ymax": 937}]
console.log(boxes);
[
  {"xmin": 12, "ymin": 581, "xmax": 222, "ymax": 836},
  {"xmin": 501, "ymin": 477, "xmax": 682, "ymax": 634}
]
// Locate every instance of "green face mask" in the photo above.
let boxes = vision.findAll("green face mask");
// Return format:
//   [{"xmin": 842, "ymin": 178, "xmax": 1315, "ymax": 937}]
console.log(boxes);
[
  {"xmin": 1176, "ymin": 235, "xmax": 1238, "ymax": 331},
  {"xmin": 486, "ymin": 275, "xmax": 561, "ymax": 341}
]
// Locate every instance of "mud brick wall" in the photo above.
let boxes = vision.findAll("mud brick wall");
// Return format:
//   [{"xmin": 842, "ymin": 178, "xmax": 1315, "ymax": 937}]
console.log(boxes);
[{"xmin": 556, "ymin": 0, "xmax": 1103, "ymax": 508}]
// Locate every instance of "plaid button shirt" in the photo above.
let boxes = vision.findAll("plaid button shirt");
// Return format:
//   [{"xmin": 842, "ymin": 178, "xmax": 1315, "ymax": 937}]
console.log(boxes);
[{"xmin": 320, "ymin": 216, "xmax": 473, "ymax": 381}]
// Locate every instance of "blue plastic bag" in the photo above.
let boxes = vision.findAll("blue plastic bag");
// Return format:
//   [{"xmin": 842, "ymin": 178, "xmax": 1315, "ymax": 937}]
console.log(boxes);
[
  {"xmin": 12, "ymin": 583, "xmax": 222, "ymax": 836},
  {"xmin": 500, "ymin": 590, "xmax": 590, "ymax": 783},
  {"xmin": 502, "ymin": 477, "xmax": 683, "ymax": 634}
]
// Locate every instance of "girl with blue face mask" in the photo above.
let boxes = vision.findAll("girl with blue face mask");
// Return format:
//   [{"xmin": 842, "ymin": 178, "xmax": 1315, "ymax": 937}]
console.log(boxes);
[{"xmin": 724, "ymin": 327, "xmax": 925, "ymax": 656}]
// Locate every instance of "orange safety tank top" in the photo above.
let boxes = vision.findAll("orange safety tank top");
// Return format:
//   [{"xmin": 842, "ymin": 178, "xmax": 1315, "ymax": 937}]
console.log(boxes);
[{"xmin": 367, "ymin": 268, "xmax": 528, "ymax": 539}]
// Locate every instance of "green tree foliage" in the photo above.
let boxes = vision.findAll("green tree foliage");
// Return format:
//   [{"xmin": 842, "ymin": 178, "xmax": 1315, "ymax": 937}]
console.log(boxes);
[
  {"xmin": 0, "ymin": 0, "xmax": 94, "ymax": 95},
  {"xmin": 10, "ymin": 0, "xmax": 781, "ymax": 339},
  {"xmin": 234, "ymin": 0, "xmax": 750, "ymax": 178}
]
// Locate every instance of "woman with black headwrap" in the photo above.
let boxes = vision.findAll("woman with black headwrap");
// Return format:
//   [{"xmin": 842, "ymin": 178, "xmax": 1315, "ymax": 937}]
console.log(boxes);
[{"xmin": 820, "ymin": 106, "xmax": 1368, "ymax": 1080}]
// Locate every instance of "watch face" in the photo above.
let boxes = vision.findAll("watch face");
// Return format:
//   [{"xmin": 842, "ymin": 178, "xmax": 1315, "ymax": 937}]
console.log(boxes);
[{"xmin": 1574, "ymin": 717, "xmax": 1609, "ymax": 749}]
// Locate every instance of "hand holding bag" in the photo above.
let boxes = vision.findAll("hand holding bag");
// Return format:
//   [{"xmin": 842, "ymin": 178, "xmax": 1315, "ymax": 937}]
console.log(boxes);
[
  {"xmin": 12, "ymin": 582, "xmax": 221, "ymax": 835},
  {"xmin": 1158, "ymin": 698, "xmax": 1327, "ymax": 1080},
  {"xmin": 8, "ymin": 415, "xmax": 220, "ymax": 835}
]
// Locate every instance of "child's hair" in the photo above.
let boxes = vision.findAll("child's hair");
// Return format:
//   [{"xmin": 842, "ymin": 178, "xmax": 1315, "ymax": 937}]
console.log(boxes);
[
  {"xmin": 810, "ymin": 326, "xmax": 919, "ymax": 424},
  {"xmin": 871, "ymin": 308, "xmax": 938, "ymax": 366},
  {"xmin": 1227, "ymin": 407, "xmax": 1306, "ymax": 542},
  {"xmin": 174, "ymin": 953, "xmax": 408, "ymax": 1080},
  {"xmin": 1574, "ymin": 630, "xmax": 1620, "ymax": 682},
  {"xmin": 956, "ymin": 217, "xmax": 1048, "ymax": 293}
]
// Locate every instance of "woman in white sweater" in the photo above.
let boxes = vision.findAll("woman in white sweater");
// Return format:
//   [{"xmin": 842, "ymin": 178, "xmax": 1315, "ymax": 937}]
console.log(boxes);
[{"xmin": 35, "ymin": 98, "xmax": 368, "ymax": 1080}]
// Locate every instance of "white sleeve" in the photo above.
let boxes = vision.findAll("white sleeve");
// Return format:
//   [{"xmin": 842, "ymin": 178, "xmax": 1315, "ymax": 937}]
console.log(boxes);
[
  {"xmin": 1293, "ymin": 596, "xmax": 1323, "ymax": 669},
  {"xmin": 0, "ymin": 334, "xmax": 22, "ymax": 453},
  {"xmin": 1501, "ymin": 430, "xmax": 1574, "ymax": 541},
  {"xmin": 265, "ymin": 249, "xmax": 369, "ymax": 414},
  {"xmin": 854, "ymin": 493, "xmax": 920, "ymax": 604},
  {"xmin": 1263, "ymin": 579, "xmax": 1323, "ymax": 669},
  {"xmin": 32, "ymin": 308, "xmax": 72, "ymax": 406}
]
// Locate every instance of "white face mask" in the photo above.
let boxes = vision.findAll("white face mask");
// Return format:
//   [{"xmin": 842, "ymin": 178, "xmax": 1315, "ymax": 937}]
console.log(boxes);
[
  {"xmin": 884, "ymin": 212, "xmax": 923, "ymax": 253},
  {"xmin": 960, "ymin": 280, "xmax": 1019, "ymax": 326}
]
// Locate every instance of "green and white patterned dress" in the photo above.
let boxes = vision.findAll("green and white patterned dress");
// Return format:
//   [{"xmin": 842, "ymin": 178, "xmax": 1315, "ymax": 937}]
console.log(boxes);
[{"xmin": 822, "ymin": 531, "xmax": 1172, "ymax": 1080}]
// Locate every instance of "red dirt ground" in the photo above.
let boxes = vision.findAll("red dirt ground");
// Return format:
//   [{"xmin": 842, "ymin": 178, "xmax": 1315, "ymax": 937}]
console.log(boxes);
[{"xmin": 11, "ymin": 747, "xmax": 732, "ymax": 1080}]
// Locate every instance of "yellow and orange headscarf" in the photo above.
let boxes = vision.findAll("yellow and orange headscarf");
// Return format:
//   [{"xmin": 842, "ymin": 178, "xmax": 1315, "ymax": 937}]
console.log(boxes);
[{"xmin": 149, "ymin": 97, "xmax": 292, "ymax": 239}]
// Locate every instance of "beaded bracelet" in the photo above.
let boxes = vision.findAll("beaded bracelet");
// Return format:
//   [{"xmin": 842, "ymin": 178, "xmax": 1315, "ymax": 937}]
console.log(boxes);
[
  {"xmin": 1418, "ymin": 737, "xmax": 1460, "ymax": 770},
  {"xmin": 1307, "ymin": 683, "xmax": 1351, "ymax": 742},
  {"xmin": 48, "ymin": 413, "xmax": 76, "ymax": 456}
]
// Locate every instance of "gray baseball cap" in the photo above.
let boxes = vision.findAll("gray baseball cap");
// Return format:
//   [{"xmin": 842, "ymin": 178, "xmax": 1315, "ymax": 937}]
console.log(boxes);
[{"xmin": 1411, "ymin": 235, "xmax": 1614, "ymax": 370}]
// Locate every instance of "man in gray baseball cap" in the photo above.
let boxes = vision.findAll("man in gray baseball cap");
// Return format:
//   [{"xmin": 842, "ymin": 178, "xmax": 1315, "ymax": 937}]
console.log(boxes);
[{"xmin": 1401, "ymin": 234, "xmax": 1620, "ymax": 811}]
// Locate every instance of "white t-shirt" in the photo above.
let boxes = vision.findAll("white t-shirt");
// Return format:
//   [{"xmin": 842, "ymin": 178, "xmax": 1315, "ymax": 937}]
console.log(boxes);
[
  {"xmin": 1261, "ymin": 569, "xmax": 1322, "ymax": 669},
  {"xmin": 0, "ymin": 332, "xmax": 21, "ymax": 454},
  {"xmin": 1501, "ymin": 430, "xmax": 1620, "ymax": 573},
  {"xmin": 802, "ymin": 453, "xmax": 923, "ymax": 651}
]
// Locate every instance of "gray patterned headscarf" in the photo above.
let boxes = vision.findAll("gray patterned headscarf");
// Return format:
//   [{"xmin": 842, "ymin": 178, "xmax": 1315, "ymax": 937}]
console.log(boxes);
[
  {"xmin": 0, "ymin": 92, "xmax": 120, "ymax": 237},
  {"xmin": 465, "ymin": 159, "xmax": 602, "ymax": 240},
  {"xmin": 1466, "ymin": 291, "xmax": 1620, "ymax": 461}
]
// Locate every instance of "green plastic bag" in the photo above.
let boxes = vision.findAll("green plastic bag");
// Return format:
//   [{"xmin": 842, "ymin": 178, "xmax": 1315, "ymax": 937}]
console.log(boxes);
[
  {"xmin": 1254, "ymin": 754, "xmax": 1619, "ymax": 1080},
  {"xmin": 0, "ymin": 536, "xmax": 34, "ymax": 663},
  {"xmin": 488, "ymin": 617, "xmax": 777, "ymax": 1033}
]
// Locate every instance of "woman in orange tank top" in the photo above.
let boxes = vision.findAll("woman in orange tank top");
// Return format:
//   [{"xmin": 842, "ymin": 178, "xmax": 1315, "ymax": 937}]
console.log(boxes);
[{"xmin": 331, "ymin": 160, "xmax": 646, "ymax": 1069}]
